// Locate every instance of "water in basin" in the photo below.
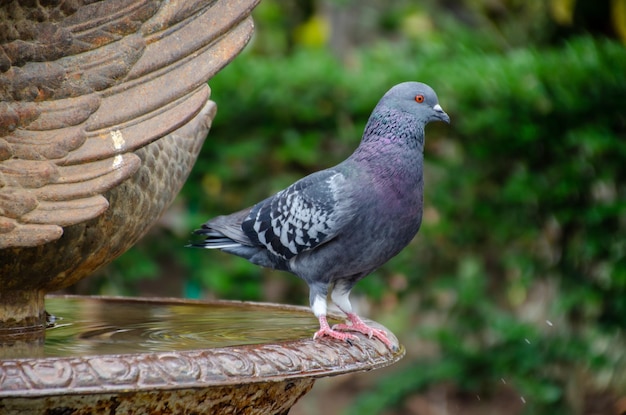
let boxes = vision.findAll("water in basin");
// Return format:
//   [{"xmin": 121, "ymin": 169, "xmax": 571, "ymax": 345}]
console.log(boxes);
[{"xmin": 23, "ymin": 296, "xmax": 324, "ymax": 358}]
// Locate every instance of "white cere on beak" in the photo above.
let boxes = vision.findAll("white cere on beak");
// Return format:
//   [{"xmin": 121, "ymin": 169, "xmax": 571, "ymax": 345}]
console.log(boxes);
[{"xmin": 433, "ymin": 104, "xmax": 443, "ymax": 112}]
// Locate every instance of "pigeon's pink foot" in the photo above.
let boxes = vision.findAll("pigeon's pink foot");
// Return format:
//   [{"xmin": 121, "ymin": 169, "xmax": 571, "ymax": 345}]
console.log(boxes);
[
  {"xmin": 314, "ymin": 316, "xmax": 359, "ymax": 344},
  {"xmin": 333, "ymin": 313, "xmax": 396, "ymax": 350}
]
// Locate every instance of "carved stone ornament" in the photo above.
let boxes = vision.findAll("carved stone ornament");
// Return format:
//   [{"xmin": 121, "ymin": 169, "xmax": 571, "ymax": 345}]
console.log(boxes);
[{"xmin": 0, "ymin": 0, "xmax": 261, "ymax": 331}]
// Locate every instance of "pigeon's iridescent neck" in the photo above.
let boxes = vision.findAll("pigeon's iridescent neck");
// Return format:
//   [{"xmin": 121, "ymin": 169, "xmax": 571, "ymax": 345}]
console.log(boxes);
[
  {"xmin": 352, "ymin": 107, "xmax": 425, "ymax": 165},
  {"xmin": 360, "ymin": 108, "xmax": 424, "ymax": 147}
]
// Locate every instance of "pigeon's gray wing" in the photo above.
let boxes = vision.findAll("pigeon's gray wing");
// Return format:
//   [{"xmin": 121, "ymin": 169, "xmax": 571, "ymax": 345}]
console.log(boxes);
[{"xmin": 241, "ymin": 169, "xmax": 354, "ymax": 261}]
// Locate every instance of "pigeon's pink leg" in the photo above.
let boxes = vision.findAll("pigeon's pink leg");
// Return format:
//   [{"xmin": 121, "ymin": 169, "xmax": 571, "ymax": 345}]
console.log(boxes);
[
  {"xmin": 314, "ymin": 315, "xmax": 359, "ymax": 343},
  {"xmin": 333, "ymin": 312, "xmax": 395, "ymax": 349},
  {"xmin": 329, "ymin": 285, "xmax": 397, "ymax": 349}
]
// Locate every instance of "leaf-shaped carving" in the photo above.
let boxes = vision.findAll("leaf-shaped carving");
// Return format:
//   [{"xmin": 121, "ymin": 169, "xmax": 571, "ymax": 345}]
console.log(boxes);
[{"xmin": 0, "ymin": 0, "xmax": 259, "ymax": 251}]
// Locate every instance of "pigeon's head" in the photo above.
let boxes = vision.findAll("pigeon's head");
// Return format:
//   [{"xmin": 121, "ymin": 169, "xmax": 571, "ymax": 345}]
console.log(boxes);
[{"xmin": 380, "ymin": 82, "xmax": 450, "ymax": 125}]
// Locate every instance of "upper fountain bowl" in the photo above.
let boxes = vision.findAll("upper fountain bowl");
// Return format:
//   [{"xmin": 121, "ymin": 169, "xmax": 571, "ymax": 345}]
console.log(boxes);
[{"xmin": 0, "ymin": 0, "xmax": 260, "ymax": 332}]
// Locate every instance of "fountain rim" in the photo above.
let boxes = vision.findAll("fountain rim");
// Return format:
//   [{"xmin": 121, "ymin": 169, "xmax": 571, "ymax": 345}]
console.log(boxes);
[{"xmin": 0, "ymin": 295, "xmax": 405, "ymax": 398}]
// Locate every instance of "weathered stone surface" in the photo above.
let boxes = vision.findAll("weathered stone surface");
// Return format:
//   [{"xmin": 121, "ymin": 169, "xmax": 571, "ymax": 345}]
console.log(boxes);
[{"xmin": 0, "ymin": 381, "xmax": 316, "ymax": 415}]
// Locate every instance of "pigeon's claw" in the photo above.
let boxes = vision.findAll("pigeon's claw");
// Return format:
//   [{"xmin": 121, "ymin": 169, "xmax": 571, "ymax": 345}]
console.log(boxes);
[
  {"xmin": 332, "ymin": 322, "xmax": 388, "ymax": 339},
  {"xmin": 333, "ymin": 313, "xmax": 396, "ymax": 350},
  {"xmin": 314, "ymin": 316, "xmax": 359, "ymax": 344},
  {"xmin": 313, "ymin": 326, "xmax": 359, "ymax": 343}
]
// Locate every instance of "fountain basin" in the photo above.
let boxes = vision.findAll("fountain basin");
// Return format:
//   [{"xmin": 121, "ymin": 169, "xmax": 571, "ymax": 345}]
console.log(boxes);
[{"xmin": 0, "ymin": 296, "xmax": 405, "ymax": 414}]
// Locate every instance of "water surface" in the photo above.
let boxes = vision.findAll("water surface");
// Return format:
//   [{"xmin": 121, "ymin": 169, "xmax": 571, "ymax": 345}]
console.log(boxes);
[{"xmin": 40, "ymin": 296, "xmax": 323, "ymax": 358}]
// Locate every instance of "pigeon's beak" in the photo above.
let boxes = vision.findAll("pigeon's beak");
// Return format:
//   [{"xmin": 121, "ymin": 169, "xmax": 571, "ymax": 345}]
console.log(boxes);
[{"xmin": 433, "ymin": 104, "xmax": 450, "ymax": 124}]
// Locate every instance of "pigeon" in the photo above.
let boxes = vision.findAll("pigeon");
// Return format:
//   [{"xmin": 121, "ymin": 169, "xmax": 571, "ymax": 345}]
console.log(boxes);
[{"xmin": 189, "ymin": 82, "xmax": 449, "ymax": 349}]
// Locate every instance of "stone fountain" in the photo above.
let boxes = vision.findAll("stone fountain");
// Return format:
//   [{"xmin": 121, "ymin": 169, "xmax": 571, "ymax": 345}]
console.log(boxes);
[{"xmin": 0, "ymin": 1, "xmax": 404, "ymax": 413}]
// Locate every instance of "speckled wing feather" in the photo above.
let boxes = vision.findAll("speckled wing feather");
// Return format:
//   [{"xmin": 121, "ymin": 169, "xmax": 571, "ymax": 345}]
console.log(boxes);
[{"xmin": 242, "ymin": 169, "xmax": 353, "ymax": 261}]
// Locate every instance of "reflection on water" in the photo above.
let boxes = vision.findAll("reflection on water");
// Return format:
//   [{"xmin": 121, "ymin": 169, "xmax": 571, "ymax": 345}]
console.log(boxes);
[{"xmin": 38, "ymin": 296, "xmax": 321, "ymax": 358}]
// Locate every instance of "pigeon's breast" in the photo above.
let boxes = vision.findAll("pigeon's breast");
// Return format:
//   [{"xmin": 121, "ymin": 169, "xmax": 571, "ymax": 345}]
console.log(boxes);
[
  {"xmin": 290, "ymin": 163, "xmax": 423, "ymax": 283},
  {"xmin": 348, "ymin": 153, "xmax": 424, "ymax": 265}
]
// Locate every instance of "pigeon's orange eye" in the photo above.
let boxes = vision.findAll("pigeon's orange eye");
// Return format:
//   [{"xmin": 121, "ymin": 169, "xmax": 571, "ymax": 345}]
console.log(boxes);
[{"xmin": 415, "ymin": 95, "xmax": 425, "ymax": 103}]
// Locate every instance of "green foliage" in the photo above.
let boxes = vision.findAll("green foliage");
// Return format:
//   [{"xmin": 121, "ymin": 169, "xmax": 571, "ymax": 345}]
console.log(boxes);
[{"xmin": 93, "ymin": 7, "xmax": 626, "ymax": 413}]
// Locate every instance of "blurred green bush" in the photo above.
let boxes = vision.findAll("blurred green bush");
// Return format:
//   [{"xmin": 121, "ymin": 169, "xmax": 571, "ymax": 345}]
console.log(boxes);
[{"xmin": 87, "ymin": 2, "xmax": 625, "ymax": 413}]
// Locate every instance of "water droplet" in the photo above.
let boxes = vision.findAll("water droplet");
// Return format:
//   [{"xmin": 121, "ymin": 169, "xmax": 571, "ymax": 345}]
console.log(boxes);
[
  {"xmin": 546, "ymin": 320, "xmax": 553, "ymax": 326},
  {"xmin": 524, "ymin": 338, "xmax": 531, "ymax": 344},
  {"xmin": 520, "ymin": 396, "xmax": 526, "ymax": 404}
]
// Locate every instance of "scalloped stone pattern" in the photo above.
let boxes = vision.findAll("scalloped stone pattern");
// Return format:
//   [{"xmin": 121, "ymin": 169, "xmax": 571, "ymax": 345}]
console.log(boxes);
[{"xmin": 0, "ymin": 336, "xmax": 402, "ymax": 397}]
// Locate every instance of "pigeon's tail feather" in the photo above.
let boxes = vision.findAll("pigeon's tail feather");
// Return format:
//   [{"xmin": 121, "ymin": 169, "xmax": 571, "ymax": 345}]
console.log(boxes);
[
  {"xmin": 188, "ymin": 225, "xmax": 280, "ymax": 269},
  {"xmin": 187, "ymin": 237, "xmax": 241, "ymax": 250},
  {"xmin": 188, "ymin": 208, "xmax": 250, "ymax": 248},
  {"xmin": 187, "ymin": 208, "xmax": 278, "ymax": 267},
  {"xmin": 187, "ymin": 227, "xmax": 241, "ymax": 248}
]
